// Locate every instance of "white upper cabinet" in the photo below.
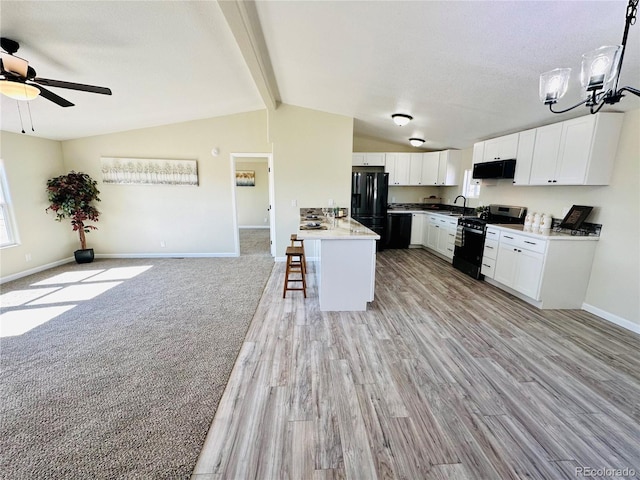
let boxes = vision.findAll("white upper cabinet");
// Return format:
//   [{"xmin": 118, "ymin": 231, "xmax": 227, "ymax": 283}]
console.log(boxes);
[
  {"xmin": 512, "ymin": 129, "xmax": 536, "ymax": 185},
  {"xmin": 408, "ymin": 153, "xmax": 424, "ymax": 185},
  {"xmin": 377, "ymin": 150, "xmax": 461, "ymax": 186},
  {"xmin": 437, "ymin": 150, "xmax": 461, "ymax": 186},
  {"xmin": 483, "ymin": 133, "xmax": 519, "ymax": 162},
  {"xmin": 352, "ymin": 152, "xmax": 386, "ymax": 166},
  {"xmin": 472, "ymin": 142, "xmax": 485, "ymax": 165},
  {"xmin": 527, "ymin": 113, "xmax": 623, "ymax": 186},
  {"xmin": 352, "ymin": 153, "xmax": 366, "ymax": 166},
  {"xmin": 385, "ymin": 153, "xmax": 410, "ymax": 185},
  {"xmin": 420, "ymin": 152, "xmax": 440, "ymax": 185},
  {"xmin": 528, "ymin": 123, "xmax": 563, "ymax": 185}
]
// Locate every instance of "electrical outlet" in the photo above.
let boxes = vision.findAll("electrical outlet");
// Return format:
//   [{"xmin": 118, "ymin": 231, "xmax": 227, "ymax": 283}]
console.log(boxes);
[
  {"xmin": 160, "ymin": 241, "xmax": 166, "ymax": 248},
  {"xmin": 391, "ymin": 196, "xmax": 396, "ymax": 202},
  {"xmin": 263, "ymin": 217, "xmax": 267, "ymax": 223},
  {"xmin": 25, "ymin": 253, "xmax": 32, "ymax": 262},
  {"xmin": 328, "ymin": 199, "xmax": 334, "ymax": 206},
  {"xmin": 291, "ymin": 199, "xmax": 297, "ymax": 207}
]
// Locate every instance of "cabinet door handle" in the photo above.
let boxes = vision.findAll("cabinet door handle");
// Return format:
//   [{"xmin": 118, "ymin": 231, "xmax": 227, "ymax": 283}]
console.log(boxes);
[
  {"xmin": 486, "ymin": 245, "xmax": 494, "ymax": 249},
  {"xmin": 524, "ymin": 240, "xmax": 537, "ymax": 245},
  {"xmin": 548, "ymin": 180, "xmax": 552, "ymax": 183},
  {"xmin": 513, "ymin": 248, "xmax": 518, "ymax": 252},
  {"xmin": 505, "ymin": 235, "xmax": 514, "ymax": 239},
  {"xmin": 552, "ymin": 180, "xmax": 557, "ymax": 183},
  {"xmin": 482, "ymin": 263, "xmax": 491, "ymax": 268}
]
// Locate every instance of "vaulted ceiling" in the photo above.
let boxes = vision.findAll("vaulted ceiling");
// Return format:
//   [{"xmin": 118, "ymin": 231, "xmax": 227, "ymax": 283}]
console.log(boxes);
[{"xmin": 1, "ymin": 1, "xmax": 639, "ymax": 149}]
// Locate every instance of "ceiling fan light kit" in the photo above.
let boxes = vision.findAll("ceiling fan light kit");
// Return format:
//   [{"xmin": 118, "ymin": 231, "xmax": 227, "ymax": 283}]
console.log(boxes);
[
  {"xmin": 391, "ymin": 113, "xmax": 413, "ymax": 126},
  {"xmin": 409, "ymin": 137, "xmax": 425, "ymax": 147},
  {"xmin": 0, "ymin": 80, "xmax": 39, "ymax": 100},
  {"xmin": 540, "ymin": 0, "xmax": 639, "ymax": 114},
  {"xmin": 0, "ymin": 37, "xmax": 112, "ymax": 115}
]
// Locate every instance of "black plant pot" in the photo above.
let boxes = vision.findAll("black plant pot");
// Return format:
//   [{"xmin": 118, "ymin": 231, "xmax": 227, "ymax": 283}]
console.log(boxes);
[{"xmin": 74, "ymin": 248, "xmax": 95, "ymax": 264}]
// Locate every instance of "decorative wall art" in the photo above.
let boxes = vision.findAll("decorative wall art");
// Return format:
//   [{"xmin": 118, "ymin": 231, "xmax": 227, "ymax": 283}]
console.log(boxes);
[
  {"xmin": 235, "ymin": 170, "xmax": 255, "ymax": 187},
  {"xmin": 100, "ymin": 157, "xmax": 198, "ymax": 186}
]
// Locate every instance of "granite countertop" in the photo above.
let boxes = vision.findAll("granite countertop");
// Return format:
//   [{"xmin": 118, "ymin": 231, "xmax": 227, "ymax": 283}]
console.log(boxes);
[
  {"xmin": 489, "ymin": 224, "xmax": 600, "ymax": 241},
  {"xmin": 297, "ymin": 217, "xmax": 379, "ymax": 240},
  {"xmin": 387, "ymin": 203, "xmax": 470, "ymax": 215}
]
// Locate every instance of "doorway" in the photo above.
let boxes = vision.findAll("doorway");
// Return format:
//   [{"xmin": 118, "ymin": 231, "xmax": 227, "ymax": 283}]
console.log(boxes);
[{"xmin": 230, "ymin": 153, "xmax": 275, "ymax": 257}]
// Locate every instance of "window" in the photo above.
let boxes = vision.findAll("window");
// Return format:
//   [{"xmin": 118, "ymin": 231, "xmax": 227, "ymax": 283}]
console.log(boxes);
[
  {"xmin": 462, "ymin": 168, "xmax": 481, "ymax": 199},
  {"xmin": 0, "ymin": 161, "xmax": 18, "ymax": 247}
]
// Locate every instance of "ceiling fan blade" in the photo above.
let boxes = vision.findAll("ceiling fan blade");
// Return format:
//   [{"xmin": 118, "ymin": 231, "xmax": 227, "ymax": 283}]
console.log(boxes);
[
  {"xmin": 36, "ymin": 85, "xmax": 74, "ymax": 107},
  {"xmin": 34, "ymin": 77, "xmax": 112, "ymax": 95}
]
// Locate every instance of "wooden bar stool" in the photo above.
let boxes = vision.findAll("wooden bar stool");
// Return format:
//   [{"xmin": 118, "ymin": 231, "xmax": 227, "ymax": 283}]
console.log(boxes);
[
  {"xmin": 283, "ymin": 246, "xmax": 307, "ymax": 298},
  {"xmin": 290, "ymin": 234, "xmax": 306, "ymax": 274}
]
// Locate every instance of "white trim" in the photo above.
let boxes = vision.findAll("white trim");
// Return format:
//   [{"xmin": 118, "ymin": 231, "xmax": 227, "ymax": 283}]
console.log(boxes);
[
  {"xmin": 238, "ymin": 225, "xmax": 270, "ymax": 229},
  {"xmin": 0, "ymin": 257, "xmax": 74, "ymax": 284},
  {"xmin": 582, "ymin": 303, "xmax": 640, "ymax": 335},
  {"xmin": 230, "ymin": 153, "xmax": 276, "ymax": 257},
  {"xmin": 95, "ymin": 252, "xmax": 240, "ymax": 259}
]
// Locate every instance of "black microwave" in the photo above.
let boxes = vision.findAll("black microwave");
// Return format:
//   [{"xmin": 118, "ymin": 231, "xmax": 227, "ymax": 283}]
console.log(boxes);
[{"xmin": 472, "ymin": 159, "xmax": 516, "ymax": 179}]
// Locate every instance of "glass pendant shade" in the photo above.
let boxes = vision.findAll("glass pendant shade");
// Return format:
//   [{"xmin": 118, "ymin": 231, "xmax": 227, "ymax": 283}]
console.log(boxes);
[
  {"xmin": 580, "ymin": 45, "xmax": 622, "ymax": 92},
  {"xmin": 0, "ymin": 81, "xmax": 40, "ymax": 101},
  {"xmin": 539, "ymin": 68, "xmax": 571, "ymax": 104},
  {"xmin": 409, "ymin": 138, "xmax": 425, "ymax": 147}
]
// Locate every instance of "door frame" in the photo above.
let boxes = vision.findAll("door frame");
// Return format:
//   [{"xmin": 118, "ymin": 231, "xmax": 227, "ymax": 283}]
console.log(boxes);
[{"xmin": 230, "ymin": 153, "xmax": 276, "ymax": 257}]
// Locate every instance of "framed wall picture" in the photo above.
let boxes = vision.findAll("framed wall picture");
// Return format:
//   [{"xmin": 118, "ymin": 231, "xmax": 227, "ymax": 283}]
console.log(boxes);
[
  {"xmin": 100, "ymin": 157, "xmax": 198, "ymax": 186},
  {"xmin": 559, "ymin": 205, "xmax": 593, "ymax": 230},
  {"xmin": 236, "ymin": 170, "xmax": 255, "ymax": 187}
]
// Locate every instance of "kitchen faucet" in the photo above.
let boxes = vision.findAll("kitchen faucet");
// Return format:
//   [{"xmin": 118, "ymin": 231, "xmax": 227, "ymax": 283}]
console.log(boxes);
[{"xmin": 454, "ymin": 195, "xmax": 467, "ymax": 215}]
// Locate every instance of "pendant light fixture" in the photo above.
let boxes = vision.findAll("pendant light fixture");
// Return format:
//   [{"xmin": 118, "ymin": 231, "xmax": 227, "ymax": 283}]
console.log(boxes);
[
  {"xmin": 539, "ymin": 0, "xmax": 639, "ymax": 114},
  {"xmin": 409, "ymin": 138, "xmax": 425, "ymax": 147},
  {"xmin": 391, "ymin": 113, "xmax": 413, "ymax": 126}
]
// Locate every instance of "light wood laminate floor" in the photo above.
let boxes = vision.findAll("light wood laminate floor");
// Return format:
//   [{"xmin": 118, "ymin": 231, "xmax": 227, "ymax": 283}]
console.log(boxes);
[{"xmin": 192, "ymin": 248, "xmax": 640, "ymax": 480}]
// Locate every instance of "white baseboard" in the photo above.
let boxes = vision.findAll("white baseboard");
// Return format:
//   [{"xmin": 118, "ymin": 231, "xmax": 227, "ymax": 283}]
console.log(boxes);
[
  {"xmin": 239, "ymin": 226, "xmax": 270, "ymax": 229},
  {"xmin": 0, "ymin": 257, "xmax": 74, "ymax": 284},
  {"xmin": 96, "ymin": 252, "xmax": 239, "ymax": 259},
  {"xmin": 582, "ymin": 303, "xmax": 640, "ymax": 335}
]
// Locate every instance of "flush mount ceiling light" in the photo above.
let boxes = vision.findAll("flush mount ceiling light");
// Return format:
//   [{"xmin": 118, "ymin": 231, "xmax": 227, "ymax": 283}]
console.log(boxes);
[
  {"xmin": 391, "ymin": 113, "xmax": 413, "ymax": 126},
  {"xmin": 0, "ymin": 80, "xmax": 40, "ymax": 100},
  {"xmin": 409, "ymin": 138, "xmax": 425, "ymax": 147},
  {"xmin": 540, "ymin": 0, "xmax": 639, "ymax": 114}
]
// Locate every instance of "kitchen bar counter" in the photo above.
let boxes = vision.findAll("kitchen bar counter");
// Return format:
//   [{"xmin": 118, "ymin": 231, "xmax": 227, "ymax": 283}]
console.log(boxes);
[{"xmin": 297, "ymin": 217, "xmax": 378, "ymax": 312}]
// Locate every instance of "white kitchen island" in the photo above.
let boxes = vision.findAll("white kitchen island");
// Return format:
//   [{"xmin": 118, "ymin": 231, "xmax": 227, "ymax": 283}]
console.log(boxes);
[{"xmin": 297, "ymin": 216, "xmax": 379, "ymax": 312}]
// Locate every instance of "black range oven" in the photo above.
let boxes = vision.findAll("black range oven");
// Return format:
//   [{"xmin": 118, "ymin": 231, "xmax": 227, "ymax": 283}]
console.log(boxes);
[{"xmin": 452, "ymin": 204, "xmax": 526, "ymax": 280}]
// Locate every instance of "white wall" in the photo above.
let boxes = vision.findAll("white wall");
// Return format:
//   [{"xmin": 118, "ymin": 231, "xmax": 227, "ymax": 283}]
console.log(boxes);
[
  {"xmin": 1, "ymin": 104, "xmax": 355, "ymax": 273},
  {"xmin": 0, "ymin": 132, "xmax": 71, "ymax": 278},
  {"xmin": 236, "ymin": 159, "xmax": 269, "ymax": 227},
  {"xmin": 61, "ymin": 110, "xmax": 271, "ymax": 256},
  {"xmin": 269, "ymin": 104, "xmax": 353, "ymax": 257}
]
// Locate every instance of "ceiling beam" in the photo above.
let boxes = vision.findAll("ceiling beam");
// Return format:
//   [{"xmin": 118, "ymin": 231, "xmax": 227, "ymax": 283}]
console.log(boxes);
[{"xmin": 217, "ymin": 0, "xmax": 281, "ymax": 110}]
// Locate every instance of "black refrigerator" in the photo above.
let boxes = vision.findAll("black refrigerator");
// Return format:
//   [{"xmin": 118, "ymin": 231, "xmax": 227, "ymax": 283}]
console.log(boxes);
[{"xmin": 351, "ymin": 172, "xmax": 389, "ymax": 250}]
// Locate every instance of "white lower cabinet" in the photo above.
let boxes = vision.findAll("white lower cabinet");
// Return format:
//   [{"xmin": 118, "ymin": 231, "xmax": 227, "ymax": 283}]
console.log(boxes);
[
  {"xmin": 423, "ymin": 213, "xmax": 456, "ymax": 261},
  {"xmin": 425, "ymin": 216, "xmax": 439, "ymax": 251},
  {"xmin": 484, "ymin": 226, "xmax": 598, "ymax": 309},
  {"xmin": 410, "ymin": 213, "xmax": 424, "ymax": 245},
  {"xmin": 494, "ymin": 242, "xmax": 544, "ymax": 300}
]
